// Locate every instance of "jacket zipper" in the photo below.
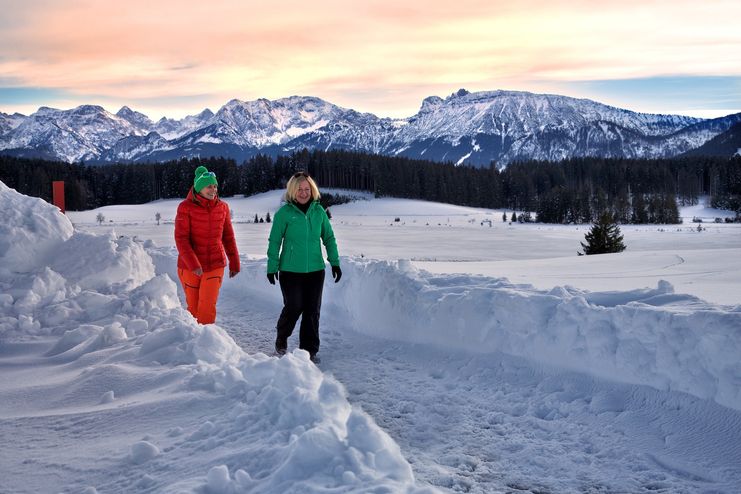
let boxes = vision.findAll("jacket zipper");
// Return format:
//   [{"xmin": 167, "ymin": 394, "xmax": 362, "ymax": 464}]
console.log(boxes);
[
  {"xmin": 207, "ymin": 201, "xmax": 213, "ymax": 270},
  {"xmin": 289, "ymin": 202, "xmax": 314, "ymax": 273},
  {"xmin": 304, "ymin": 208, "xmax": 309, "ymax": 272}
]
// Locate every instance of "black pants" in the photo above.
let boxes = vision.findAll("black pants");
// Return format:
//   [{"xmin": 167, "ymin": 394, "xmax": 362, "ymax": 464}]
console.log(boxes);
[{"xmin": 276, "ymin": 270, "xmax": 325, "ymax": 355}]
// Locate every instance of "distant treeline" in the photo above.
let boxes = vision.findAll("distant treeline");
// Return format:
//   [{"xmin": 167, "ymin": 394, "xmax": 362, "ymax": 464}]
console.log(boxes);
[{"xmin": 1, "ymin": 150, "xmax": 739, "ymax": 224}]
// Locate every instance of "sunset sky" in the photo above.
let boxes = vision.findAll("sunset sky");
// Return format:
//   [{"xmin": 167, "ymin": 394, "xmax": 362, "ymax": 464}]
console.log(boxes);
[{"xmin": 1, "ymin": 0, "xmax": 739, "ymax": 120}]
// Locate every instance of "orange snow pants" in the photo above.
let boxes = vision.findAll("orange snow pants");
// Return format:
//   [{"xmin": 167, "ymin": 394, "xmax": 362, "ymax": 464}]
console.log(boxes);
[{"xmin": 177, "ymin": 267, "xmax": 224, "ymax": 324}]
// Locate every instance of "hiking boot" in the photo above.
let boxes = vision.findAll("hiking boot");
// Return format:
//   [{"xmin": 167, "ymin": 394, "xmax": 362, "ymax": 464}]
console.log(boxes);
[
  {"xmin": 309, "ymin": 353, "xmax": 320, "ymax": 364},
  {"xmin": 275, "ymin": 339, "xmax": 287, "ymax": 356}
]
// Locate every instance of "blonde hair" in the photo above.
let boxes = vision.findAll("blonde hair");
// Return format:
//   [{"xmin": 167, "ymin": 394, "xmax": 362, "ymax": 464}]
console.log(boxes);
[{"xmin": 285, "ymin": 172, "xmax": 321, "ymax": 202}]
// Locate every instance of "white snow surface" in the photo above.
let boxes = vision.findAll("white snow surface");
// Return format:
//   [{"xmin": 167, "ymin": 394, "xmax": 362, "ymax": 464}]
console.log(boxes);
[{"xmin": 2, "ymin": 182, "xmax": 741, "ymax": 493}]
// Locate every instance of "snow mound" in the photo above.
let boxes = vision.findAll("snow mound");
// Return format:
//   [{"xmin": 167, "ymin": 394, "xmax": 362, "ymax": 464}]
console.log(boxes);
[
  {"xmin": 0, "ymin": 181, "xmax": 430, "ymax": 493},
  {"xmin": 330, "ymin": 258, "xmax": 741, "ymax": 411},
  {"xmin": 0, "ymin": 181, "xmax": 73, "ymax": 273},
  {"xmin": 49, "ymin": 230, "xmax": 156, "ymax": 292}
]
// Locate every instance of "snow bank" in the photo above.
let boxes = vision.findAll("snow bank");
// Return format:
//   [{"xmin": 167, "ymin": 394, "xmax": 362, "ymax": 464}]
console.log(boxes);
[
  {"xmin": 0, "ymin": 181, "xmax": 73, "ymax": 273},
  {"xmin": 0, "ymin": 182, "xmax": 429, "ymax": 493},
  {"xmin": 330, "ymin": 258, "xmax": 741, "ymax": 411}
]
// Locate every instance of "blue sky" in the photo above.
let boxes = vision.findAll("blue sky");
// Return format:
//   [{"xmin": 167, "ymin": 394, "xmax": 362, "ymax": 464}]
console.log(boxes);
[
  {"xmin": 1, "ymin": 0, "xmax": 739, "ymax": 120},
  {"xmin": 566, "ymin": 76, "xmax": 741, "ymax": 117}
]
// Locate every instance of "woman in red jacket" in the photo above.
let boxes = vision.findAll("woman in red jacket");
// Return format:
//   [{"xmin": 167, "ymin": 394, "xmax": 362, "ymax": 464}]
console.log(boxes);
[{"xmin": 174, "ymin": 166, "xmax": 240, "ymax": 324}]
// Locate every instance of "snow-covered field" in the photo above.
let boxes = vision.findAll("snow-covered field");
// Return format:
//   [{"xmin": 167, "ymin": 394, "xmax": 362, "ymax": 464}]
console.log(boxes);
[{"xmin": 2, "ymin": 182, "xmax": 740, "ymax": 493}]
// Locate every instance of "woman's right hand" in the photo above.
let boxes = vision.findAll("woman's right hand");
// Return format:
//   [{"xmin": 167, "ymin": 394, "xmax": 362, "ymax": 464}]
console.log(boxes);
[{"xmin": 193, "ymin": 268, "xmax": 203, "ymax": 276}]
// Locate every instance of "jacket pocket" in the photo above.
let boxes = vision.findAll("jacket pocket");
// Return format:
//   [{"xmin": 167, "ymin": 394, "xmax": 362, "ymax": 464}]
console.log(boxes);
[{"xmin": 281, "ymin": 245, "xmax": 294, "ymax": 270}]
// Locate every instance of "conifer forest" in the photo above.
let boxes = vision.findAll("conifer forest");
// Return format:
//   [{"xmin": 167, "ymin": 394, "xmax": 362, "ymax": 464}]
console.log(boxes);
[{"xmin": 1, "ymin": 150, "xmax": 739, "ymax": 224}]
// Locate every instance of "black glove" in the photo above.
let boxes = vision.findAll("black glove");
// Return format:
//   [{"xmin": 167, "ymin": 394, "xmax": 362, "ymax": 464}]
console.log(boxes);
[
  {"xmin": 267, "ymin": 272, "xmax": 278, "ymax": 285},
  {"xmin": 331, "ymin": 265, "xmax": 342, "ymax": 283}
]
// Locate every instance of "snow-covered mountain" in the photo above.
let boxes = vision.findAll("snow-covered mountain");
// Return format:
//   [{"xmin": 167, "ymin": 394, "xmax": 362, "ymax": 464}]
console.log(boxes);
[
  {"xmin": 683, "ymin": 122, "xmax": 741, "ymax": 157},
  {"xmin": 389, "ymin": 89, "xmax": 739, "ymax": 165},
  {"xmin": 0, "ymin": 111, "xmax": 26, "ymax": 138},
  {"xmin": 0, "ymin": 105, "xmax": 149, "ymax": 162},
  {"xmin": 115, "ymin": 106, "xmax": 154, "ymax": 132},
  {"xmin": 1, "ymin": 90, "xmax": 739, "ymax": 165},
  {"xmin": 153, "ymin": 108, "xmax": 215, "ymax": 140},
  {"xmin": 95, "ymin": 97, "xmax": 400, "ymax": 164}
]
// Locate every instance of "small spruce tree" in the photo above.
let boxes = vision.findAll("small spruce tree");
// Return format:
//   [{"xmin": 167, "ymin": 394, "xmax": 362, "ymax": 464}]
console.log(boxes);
[
  {"xmin": 580, "ymin": 212, "xmax": 626, "ymax": 255},
  {"xmin": 96, "ymin": 213, "xmax": 105, "ymax": 225},
  {"xmin": 265, "ymin": 211, "xmax": 271, "ymax": 223}
]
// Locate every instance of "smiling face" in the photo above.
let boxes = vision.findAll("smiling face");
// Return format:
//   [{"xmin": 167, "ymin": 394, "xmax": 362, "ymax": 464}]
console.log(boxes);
[
  {"xmin": 199, "ymin": 184, "xmax": 217, "ymax": 200},
  {"xmin": 295, "ymin": 179, "xmax": 312, "ymax": 205}
]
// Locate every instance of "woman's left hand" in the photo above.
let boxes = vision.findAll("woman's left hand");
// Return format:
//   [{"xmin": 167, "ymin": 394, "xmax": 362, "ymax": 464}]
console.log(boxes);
[
  {"xmin": 229, "ymin": 270, "xmax": 239, "ymax": 278},
  {"xmin": 332, "ymin": 266, "xmax": 342, "ymax": 283}
]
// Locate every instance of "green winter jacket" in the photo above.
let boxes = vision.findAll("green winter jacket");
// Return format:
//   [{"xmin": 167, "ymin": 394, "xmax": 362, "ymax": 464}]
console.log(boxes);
[{"xmin": 267, "ymin": 201, "xmax": 340, "ymax": 274}]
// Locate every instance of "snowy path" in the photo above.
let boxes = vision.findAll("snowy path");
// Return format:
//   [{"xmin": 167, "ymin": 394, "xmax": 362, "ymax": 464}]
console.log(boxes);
[
  {"xmin": 5, "ymin": 186, "xmax": 741, "ymax": 493},
  {"xmin": 216, "ymin": 278, "xmax": 741, "ymax": 494}
]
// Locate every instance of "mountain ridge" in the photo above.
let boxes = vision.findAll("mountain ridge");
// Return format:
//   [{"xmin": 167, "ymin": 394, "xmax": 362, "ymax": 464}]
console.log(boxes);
[{"xmin": 1, "ymin": 89, "xmax": 739, "ymax": 166}]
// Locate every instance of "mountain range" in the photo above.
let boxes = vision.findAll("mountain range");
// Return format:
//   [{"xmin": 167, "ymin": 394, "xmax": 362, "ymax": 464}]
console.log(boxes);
[
  {"xmin": 683, "ymin": 122, "xmax": 741, "ymax": 157},
  {"xmin": 1, "ymin": 88, "xmax": 740, "ymax": 166}
]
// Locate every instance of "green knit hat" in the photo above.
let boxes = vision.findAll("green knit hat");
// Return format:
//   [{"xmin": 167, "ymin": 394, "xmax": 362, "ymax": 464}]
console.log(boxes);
[{"xmin": 194, "ymin": 165, "xmax": 218, "ymax": 193}]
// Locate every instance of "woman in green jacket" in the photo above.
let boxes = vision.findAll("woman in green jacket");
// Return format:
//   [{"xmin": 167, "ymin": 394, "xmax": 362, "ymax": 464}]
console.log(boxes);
[{"xmin": 267, "ymin": 172, "xmax": 341, "ymax": 363}]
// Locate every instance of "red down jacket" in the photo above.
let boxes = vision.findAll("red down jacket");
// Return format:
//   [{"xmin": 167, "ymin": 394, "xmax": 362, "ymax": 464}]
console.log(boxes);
[{"xmin": 174, "ymin": 187, "xmax": 240, "ymax": 274}]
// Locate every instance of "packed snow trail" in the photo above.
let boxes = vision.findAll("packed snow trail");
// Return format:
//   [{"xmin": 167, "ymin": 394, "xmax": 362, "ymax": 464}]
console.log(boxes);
[{"xmin": 211, "ymin": 259, "xmax": 741, "ymax": 494}]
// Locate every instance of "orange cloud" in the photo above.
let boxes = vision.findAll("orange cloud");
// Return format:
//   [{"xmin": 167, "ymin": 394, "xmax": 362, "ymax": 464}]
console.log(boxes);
[{"xmin": 0, "ymin": 0, "xmax": 739, "ymax": 118}]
